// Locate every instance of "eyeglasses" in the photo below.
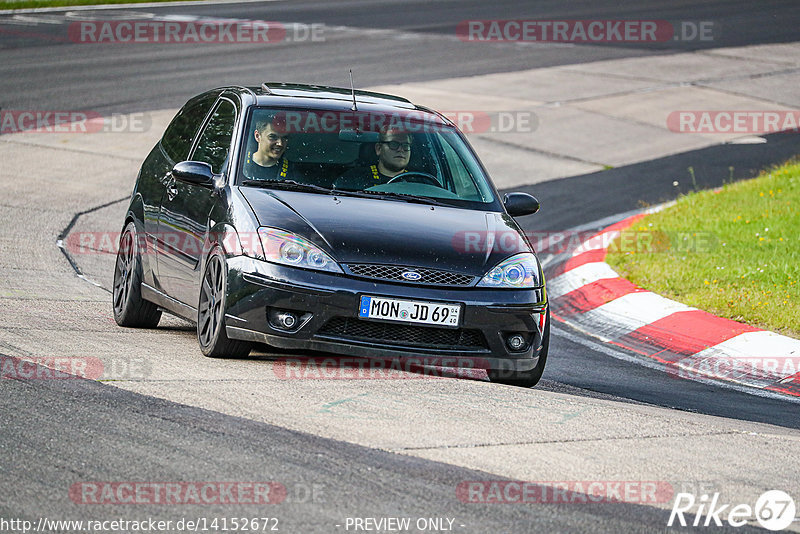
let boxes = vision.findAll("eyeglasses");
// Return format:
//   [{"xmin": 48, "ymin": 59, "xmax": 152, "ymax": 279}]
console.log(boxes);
[{"xmin": 379, "ymin": 141, "xmax": 412, "ymax": 152}]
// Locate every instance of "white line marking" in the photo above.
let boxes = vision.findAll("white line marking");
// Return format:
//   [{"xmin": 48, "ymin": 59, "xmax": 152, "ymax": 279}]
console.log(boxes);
[
  {"xmin": 547, "ymin": 262, "xmax": 619, "ymax": 298},
  {"xmin": 577, "ymin": 291, "xmax": 696, "ymax": 340}
]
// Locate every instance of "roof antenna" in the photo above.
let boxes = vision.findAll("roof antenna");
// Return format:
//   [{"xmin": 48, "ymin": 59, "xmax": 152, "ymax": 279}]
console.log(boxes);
[{"xmin": 349, "ymin": 69, "xmax": 358, "ymax": 112}]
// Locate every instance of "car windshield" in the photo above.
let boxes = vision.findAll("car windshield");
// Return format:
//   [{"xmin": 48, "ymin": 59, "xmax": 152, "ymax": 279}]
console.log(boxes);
[{"xmin": 238, "ymin": 107, "xmax": 499, "ymax": 209}]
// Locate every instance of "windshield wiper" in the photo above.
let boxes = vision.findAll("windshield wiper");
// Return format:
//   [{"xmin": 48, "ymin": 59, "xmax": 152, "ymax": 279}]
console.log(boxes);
[
  {"xmin": 241, "ymin": 179, "xmax": 333, "ymax": 194},
  {"xmin": 242, "ymin": 180, "xmax": 447, "ymax": 206},
  {"xmin": 339, "ymin": 189, "xmax": 448, "ymax": 206}
]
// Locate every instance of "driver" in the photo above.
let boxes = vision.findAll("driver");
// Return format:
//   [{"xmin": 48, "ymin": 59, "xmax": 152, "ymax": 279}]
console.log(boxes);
[
  {"xmin": 335, "ymin": 129, "xmax": 412, "ymax": 190},
  {"xmin": 243, "ymin": 114, "xmax": 295, "ymax": 181}
]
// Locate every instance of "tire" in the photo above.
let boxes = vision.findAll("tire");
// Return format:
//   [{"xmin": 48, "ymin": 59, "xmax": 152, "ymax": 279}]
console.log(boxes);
[
  {"xmin": 112, "ymin": 221, "xmax": 162, "ymax": 328},
  {"xmin": 197, "ymin": 248, "xmax": 252, "ymax": 358},
  {"xmin": 488, "ymin": 309, "xmax": 550, "ymax": 387}
]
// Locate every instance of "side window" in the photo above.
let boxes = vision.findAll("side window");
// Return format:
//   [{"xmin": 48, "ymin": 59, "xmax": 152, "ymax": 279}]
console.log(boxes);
[
  {"xmin": 161, "ymin": 94, "xmax": 217, "ymax": 163},
  {"xmin": 190, "ymin": 100, "xmax": 237, "ymax": 174}
]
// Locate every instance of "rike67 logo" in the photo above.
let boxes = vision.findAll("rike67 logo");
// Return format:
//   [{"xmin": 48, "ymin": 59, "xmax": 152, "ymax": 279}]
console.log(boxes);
[{"xmin": 668, "ymin": 490, "xmax": 796, "ymax": 530}]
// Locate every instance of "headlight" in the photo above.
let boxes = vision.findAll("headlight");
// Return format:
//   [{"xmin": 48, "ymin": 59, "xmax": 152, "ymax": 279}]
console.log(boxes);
[
  {"xmin": 257, "ymin": 228, "xmax": 343, "ymax": 273},
  {"xmin": 477, "ymin": 253, "xmax": 542, "ymax": 288}
]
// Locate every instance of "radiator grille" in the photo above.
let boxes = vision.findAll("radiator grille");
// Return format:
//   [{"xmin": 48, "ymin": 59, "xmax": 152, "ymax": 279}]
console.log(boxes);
[
  {"xmin": 346, "ymin": 264, "xmax": 475, "ymax": 286},
  {"xmin": 317, "ymin": 317, "xmax": 487, "ymax": 349}
]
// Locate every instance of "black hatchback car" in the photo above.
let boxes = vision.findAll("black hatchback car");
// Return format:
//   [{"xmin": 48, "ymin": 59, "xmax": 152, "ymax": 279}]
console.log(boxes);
[{"xmin": 113, "ymin": 83, "xmax": 549, "ymax": 386}]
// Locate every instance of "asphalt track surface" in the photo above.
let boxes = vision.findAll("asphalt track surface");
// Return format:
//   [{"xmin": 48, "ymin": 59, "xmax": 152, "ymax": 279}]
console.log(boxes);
[
  {"xmin": 2, "ymin": 1, "xmax": 800, "ymax": 533},
  {"xmin": 0, "ymin": 0, "xmax": 799, "ymax": 112}
]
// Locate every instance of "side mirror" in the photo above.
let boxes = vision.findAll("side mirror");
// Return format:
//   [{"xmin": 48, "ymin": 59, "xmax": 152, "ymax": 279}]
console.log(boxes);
[
  {"xmin": 172, "ymin": 161, "xmax": 215, "ymax": 187},
  {"xmin": 504, "ymin": 192, "xmax": 540, "ymax": 217}
]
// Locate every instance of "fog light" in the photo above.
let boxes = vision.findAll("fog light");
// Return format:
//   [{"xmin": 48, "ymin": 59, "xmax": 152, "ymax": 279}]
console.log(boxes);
[
  {"xmin": 277, "ymin": 312, "xmax": 297, "ymax": 329},
  {"xmin": 268, "ymin": 309, "xmax": 302, "ymax": 331},
  {"xmin": 506, "ymin": 334, "xmax": 526, "ymax": 351}
]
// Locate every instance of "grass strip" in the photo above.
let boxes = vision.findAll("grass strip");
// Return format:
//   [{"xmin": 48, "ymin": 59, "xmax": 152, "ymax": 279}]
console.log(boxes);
[
  {"xmin": 606, "ymin": 159, "xmax": 799, "ymax": 339},
  {"xmin": 2, "ymin": 0, "xmax": 184, "ymax": 9}
]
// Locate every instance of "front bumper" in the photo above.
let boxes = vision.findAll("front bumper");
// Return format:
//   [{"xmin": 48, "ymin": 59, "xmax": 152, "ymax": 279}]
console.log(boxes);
[{"xmin": 223, "ymin": 256, "xmax": 548, "ymax": 372}]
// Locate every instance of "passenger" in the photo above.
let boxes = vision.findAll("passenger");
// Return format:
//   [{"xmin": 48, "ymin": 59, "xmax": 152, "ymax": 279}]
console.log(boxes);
[
  {"xmin": 243, "ymin": 115, "xmax": 295, "ymax": 181},
  {"xmin": 335, "ymin": 129, "xmax": 413, "ymax": 190}
]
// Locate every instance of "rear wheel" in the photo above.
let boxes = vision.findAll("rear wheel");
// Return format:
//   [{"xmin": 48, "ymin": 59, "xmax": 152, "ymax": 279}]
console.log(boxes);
[
  {"xmin": 488, "ymin": 309, "xmax": 550, "ymax": 387},
  {"xmin": 197, "ymin": 248, "xmax": 252, "ymax": 358},
  {"xmin": 112, "ymin": 222, "xmax": 161, "ymax": 328}
]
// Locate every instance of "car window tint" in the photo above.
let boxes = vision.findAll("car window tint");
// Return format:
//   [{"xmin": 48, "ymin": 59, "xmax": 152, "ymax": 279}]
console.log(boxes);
[
  {"xmin": 161, "ymin": 95, "xmax": 217, "ymax": 163},
  {"xmin": 191, "ymin": 100, "xmax": 237, "ymax": 174},
  {"xmin": 439, "ymin": 132, "xmax": 495, "ymax": 202},
  {"xmin": 286, "ymin": 133, "xmax": 360, "ymax": 163},
  {"xmin": 238, "ymin": 107, "xmax": 498, "ymax": 209},
  {"xmin": 440, "ymin": 137, "xmax": 481, "ymax": 199}
]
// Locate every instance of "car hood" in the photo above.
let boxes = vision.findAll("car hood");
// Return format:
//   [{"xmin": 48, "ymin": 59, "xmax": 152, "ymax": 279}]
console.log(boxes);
[{"xmin": 240, "ymin": 188, "xmax": 532, "ymax": 275}]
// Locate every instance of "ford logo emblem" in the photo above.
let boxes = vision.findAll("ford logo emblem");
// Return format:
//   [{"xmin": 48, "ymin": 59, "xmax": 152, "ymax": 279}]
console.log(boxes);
[{"xmin": 401, "ymin": 271, "xmax": 422, "ymax": 281}]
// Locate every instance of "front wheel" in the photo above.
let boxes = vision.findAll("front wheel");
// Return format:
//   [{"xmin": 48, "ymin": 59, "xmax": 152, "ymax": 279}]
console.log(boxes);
[
  {"xmin": 112, "ymin": 221, "xmax": 161, "ymax": 328},
  {"xmin": 488, "ymin": 309, "xmax": 550, "ymax": 387},
  {"xmin": 197, "ymin": 248, "xmax": 252, "ymax": 358}
]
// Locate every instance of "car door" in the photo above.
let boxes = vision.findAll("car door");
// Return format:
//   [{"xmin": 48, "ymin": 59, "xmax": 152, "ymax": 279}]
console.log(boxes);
[
  {"xmin": 156, "ymin": 97, "xmax": 238, "ymax": 308},
  {"xmin": 147, "ymin": 92, "xmax": 219, "ymax": 292}
]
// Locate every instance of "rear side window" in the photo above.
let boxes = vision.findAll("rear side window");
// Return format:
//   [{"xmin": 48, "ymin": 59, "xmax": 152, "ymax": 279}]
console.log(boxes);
[
  {"xmin": 191, "ymin": 99, "xmax": 237, "ymax": 174},
  {"xmin": 161, "ymin": 94, "xmax": 217, "ymax": 162}
]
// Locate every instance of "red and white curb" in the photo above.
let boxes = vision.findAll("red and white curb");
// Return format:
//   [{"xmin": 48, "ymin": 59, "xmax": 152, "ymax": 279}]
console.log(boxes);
[{"xmin": 545, "ymin": 214, "xmax": 800, "ymax": 398}]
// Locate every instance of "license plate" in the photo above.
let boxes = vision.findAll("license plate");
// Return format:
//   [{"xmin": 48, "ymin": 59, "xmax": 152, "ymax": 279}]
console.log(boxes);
[{"xmin": 358, "ymin": 296, "xmax": 461, "ymax": 327}]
